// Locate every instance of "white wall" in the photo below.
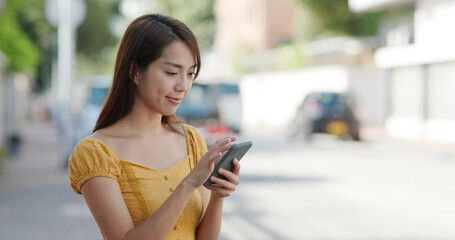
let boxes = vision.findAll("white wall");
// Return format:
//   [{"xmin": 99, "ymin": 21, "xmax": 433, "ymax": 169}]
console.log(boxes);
[
  {"xmin": 239, "ymin": 66, "xmax": 350, "ymax": 135},
  {"xmin": 348, "ymin": 67, "xmax": 387, "ymax": 125},
  {"xmin": 386, "ymin": 66, "xmax": 426, "ymax": 138},
  {"xmin": 349, "ymin": 0, "xmax": 414, "ymax": 12},
  {"xmin": 375, "ymin": 0, "xmax": 455, "ymax": 143},
  {"xmin": 415, "ymin": 0, "xmax": 455, "ymax": 45},
  {"xmin": 426, "ymin": 62, "xmax": 455, "ymax": 142}
]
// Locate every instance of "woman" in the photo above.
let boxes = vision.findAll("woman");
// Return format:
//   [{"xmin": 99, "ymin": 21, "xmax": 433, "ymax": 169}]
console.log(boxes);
[{"xmin": 68, "ymin": 14, "xmax": 240, "ymax": 240}]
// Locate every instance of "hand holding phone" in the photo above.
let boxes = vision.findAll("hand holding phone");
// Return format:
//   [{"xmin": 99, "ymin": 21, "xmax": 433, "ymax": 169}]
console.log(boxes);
[{"xmin": 204, "ymin": 141, "xmax": 253, "ymax": 186}]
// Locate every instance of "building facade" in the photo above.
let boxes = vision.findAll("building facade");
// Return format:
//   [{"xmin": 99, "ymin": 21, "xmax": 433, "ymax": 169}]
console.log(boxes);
[
  {"xmin": 351, "ymin": 0, "xmax": 455, "ymax": 142},
  {"xmin": 213, "ymin": 0, "xmax": 295, "ymax": 73}
]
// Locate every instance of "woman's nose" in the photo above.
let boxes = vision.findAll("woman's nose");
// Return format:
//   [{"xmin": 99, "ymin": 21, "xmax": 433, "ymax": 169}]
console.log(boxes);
[{"xmin": 175, "ymin": 75, "xmax": 187, "ymax": 92}]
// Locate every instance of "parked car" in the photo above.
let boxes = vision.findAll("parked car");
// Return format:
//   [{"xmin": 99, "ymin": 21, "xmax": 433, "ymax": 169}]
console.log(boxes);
[
  {"xmin": 213, "ymin": 83, "xmax": 242, "ymax": 133},
  {"xmin": 61, "ymin": 75, "xmax": 112, "ymax": 167},
  {"xmin": 290, "ymin": 91, "xmax": 361, "ymax": 141},
  {"xmin": 77, "ymin": 75, "xmax": 112, "ymax": 139}
]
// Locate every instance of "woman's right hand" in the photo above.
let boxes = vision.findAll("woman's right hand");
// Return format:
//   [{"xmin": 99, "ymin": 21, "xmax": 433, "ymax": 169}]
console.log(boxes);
[{"xmin": 184, "ymin": 136, "xmax": 237, "ymax": 188}]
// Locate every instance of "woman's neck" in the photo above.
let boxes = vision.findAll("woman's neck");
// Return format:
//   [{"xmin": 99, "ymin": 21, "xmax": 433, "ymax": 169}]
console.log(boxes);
[{"xmin": 121, "ymin": 101, "xmax": 166, "ymax": 138}]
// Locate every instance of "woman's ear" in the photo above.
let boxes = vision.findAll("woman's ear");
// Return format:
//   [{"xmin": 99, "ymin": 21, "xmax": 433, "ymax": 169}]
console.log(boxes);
[{"xmin": 129, "ymin": 61, "xmax": 141, "ymax": 85}]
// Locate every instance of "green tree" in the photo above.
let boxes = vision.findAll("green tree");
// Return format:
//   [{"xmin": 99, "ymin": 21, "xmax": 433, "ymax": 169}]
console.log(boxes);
[
  {"xmin": 77, "ymin": 0, "xmax": 118, "ymax": 63},
  {"xmin": 0, "ymin": 0, "xmax": 118, "ymax": 89},
  {"xmin": 297, "ymin": 0, "xmax": 382, "ymax": 38},
  {"xmin": 157, "ymin": 0, "xmax": 215, "ymax": 51},
  {"xmin": 16, "ymin": 0, "xmax": 55, "ymax": 90},
  {"xmin": 0, "ymin": 0, "xmax": 41, "ymax": 73}
]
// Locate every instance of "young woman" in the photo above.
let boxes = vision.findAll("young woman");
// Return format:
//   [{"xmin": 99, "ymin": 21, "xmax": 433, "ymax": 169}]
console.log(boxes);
[{"xmin": 68, "ymin": 14, "xmax": 240, "ymax": 240}]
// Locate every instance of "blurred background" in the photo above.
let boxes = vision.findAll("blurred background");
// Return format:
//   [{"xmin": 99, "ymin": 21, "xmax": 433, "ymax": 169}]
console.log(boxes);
[{"xmin": 1, "ymin": 0, "xmax": 455, "ymax": 239}]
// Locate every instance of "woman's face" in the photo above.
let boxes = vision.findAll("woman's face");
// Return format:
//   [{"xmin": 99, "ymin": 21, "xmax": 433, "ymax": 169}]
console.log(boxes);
[{"xmin": 134, "ymin": 40, "xmax": 196, "ymax": 116}]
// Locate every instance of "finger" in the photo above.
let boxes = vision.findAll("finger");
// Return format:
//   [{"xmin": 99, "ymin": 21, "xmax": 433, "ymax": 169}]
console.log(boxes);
[
  {"xmin": 212, "ymin": 138, "xmax": 237, "ymax": 152},
  {"xmin": 209, "ymin": 176, "xmax": 236, "ymax": 191},
  {"xmin": 231, "ymin": 158, "xmax": 241, "ymax": 175},
  {"xmin": 207, "ymin": 140, "xmax": 230, "ymax": 155},
  {"xmin": 214, "ymin": 136, "xmax": 237, "ymax": 145},
  {"xmin": 217, "ymin": 137, "xmax": 236, "ymax": 149},
  {"xmin": 218, "ymin": 142, "xmax": 236, "ymax": 153},
  {"xmin": 218, "ymin": 168, "xmax": 240, "ymax": 185},
  {"xmin": 213, "ymin": 137, "xmax": 231, "ymax": 146},
  {"xmin": 207, "ymin": 152, "xmax": 222, "ymax": 164},
  {"xmin": 206, "ymin": 185, "xmax": 232, "ymax": 197},
  {"xmin": 208, "ymin": 140, "xmax": 235, "ymax": 156}
]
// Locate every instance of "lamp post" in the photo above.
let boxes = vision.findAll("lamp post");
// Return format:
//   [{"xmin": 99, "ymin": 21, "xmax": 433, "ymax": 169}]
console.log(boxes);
[{"xmin": 45, "ymin": 0, "xmax": 86, "ymax": 166}]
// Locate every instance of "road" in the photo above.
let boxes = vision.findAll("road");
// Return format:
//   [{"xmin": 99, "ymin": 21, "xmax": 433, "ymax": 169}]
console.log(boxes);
[
  {"xmin": 222, "ymin": 134, "xmax": 455, "ymax": 239},
  {"xmin": 1, "ymin": 121, "xmax": 454, "ymax": 240}
]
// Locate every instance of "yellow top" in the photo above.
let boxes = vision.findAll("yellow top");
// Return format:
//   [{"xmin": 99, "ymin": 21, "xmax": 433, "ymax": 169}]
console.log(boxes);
[{"xmin": 68, "ymin": 124, "xmax": 207, "ymax": 240}]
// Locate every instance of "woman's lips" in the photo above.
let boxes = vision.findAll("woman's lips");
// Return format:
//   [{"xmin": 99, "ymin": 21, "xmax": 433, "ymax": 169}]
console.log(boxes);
[{"xmin": 166, "ymin": 96, "xmax": 182, "ymax": 104}]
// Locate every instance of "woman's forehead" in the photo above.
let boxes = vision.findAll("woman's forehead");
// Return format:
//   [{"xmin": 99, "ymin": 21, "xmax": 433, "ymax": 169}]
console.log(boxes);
[{"xmin": 159, "ymin": 41, "xmax": 196, "ymax": 67}]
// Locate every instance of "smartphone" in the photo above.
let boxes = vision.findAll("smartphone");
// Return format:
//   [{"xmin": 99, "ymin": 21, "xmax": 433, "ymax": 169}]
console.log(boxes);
[{"xmin": 204, "ymin": 141, "xmax": 253, "ymax": 186}]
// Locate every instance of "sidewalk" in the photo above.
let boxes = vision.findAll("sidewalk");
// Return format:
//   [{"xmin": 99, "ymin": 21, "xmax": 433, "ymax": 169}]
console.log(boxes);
[
  {"xmin": 0, "ymin": 121, "xmax": 66, "ymax": 191},
  {"xmin": 361, "ymin": 124, "xmax": 455, "ymax": 156},
  {"xmin": 0, "ymin": 120, "xmax": 100, "ymax": 240}
]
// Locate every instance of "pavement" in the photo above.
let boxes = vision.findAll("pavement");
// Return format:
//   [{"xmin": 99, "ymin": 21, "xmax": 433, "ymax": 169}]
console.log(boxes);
[
  {"xmin": 0, "ymin": 120, "xmax": 100, "ymax": 240},
  {"xmin": 1, "ymin": 120, "xmax": 454, "ymax": 240}
]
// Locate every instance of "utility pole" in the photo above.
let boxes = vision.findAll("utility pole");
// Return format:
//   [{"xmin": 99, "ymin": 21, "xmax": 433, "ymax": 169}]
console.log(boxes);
[{"xmin": 45, "ymin": 0, "xmax": 86, "ymax": 166}]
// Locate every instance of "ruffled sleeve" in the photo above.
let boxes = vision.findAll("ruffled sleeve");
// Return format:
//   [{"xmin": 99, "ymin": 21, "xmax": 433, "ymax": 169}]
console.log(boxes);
[
  {"xmin": 68, "ymin": 137, "xmax": 120, "ymax": 194},
  {"xmin": 183, "ymin": 124, "xmax": 208, "ymax": 169}
]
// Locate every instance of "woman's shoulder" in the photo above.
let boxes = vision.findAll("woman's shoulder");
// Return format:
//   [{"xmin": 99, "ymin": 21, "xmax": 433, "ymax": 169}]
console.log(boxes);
[
  {"xmin": 72, "ymin": 136, "xmax": 101, "ymax": 154},
  {"xmin": 181, "ymin": 124, "xmax": 207, "ymax": 160},
  {"xmin": 69, "ymin": 135, "xmax": 121, "ymax": 194},
  {"xmin": 73, "ymin": 135, "xmax": 115, "ymax": 156},
  {"xmin": 182, "ymin": 124, "xmax": 204, "ymax": 142}
]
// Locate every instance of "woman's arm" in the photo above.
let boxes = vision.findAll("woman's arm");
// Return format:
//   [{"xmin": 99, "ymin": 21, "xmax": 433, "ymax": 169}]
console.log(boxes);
[
  {"xmin": 196, "ymin": 193, "xmax": 224, "ymax": 240},
  {"xmin": 81, "ymin": 137, "xmax": 236, "ymax": 240},
  {"xmin": 196, "ymin": 158, "xmax": 241, "ymax": 240},
  {"xmin": 82, "ymin": 177, "xmax": 196, "ymax": 240}
]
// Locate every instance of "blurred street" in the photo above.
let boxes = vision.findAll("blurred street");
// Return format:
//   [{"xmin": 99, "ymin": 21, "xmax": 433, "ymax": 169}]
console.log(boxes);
[
  {"xmin": 0, "ymin": 120, "xmax": 99, "ymax": 240},
  {"xmin": 1, "ymin": 120, "xmax": 455, "ymax": 240},
  {"xmin": 225, "ymin": 134, "xmax": 455, "ymax": 240},
  {"xmin": 3, "ymin": 0, "xmax": 455, "ymax": 239}
]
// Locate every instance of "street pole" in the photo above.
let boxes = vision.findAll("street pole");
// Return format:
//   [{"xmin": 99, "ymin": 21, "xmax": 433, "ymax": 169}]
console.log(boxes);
[
  {"xmin": 45, "ymin": 0, "xmax": 86, "ymax": 166},
  {"xmin": 57, "ymin": 0, "xmax": 72, "ymax": 107}
]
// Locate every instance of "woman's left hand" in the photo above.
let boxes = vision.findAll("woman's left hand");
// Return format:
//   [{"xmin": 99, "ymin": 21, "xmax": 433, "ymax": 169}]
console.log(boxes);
[{"xmin": 205, "ymin": 158, "xmax": 240, "ymax": 198}]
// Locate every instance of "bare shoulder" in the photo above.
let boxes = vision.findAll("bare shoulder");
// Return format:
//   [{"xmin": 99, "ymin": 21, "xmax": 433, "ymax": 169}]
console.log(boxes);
[
  {"xmin": 171, "ymin": 123, "xmax": 185, "ymax": 133},
  {"xmin": 90, "ymin": 123, "xmax": 125, "ymax": 145},
  {"xmin": 167, "ymin": 124, "xmax": 187, "ymax": 146},
  {"xmin": 89, "ymin": 125, "xmax": 128, "ymax": 158},
  {"xmin": 90, "ymin": 127, "xmax": 112, "ymax": 142}
]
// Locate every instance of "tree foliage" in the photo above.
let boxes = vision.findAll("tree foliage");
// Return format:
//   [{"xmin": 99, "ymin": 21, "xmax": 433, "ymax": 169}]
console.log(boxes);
[
  {"xmin": 157, "ymin": 0, "xmax": 215, "ymax": 51},
  {"xmin": 76, "ymin": 0, "xmax": 118, "ymax": 62},
  {"xmin": 297, "ymin": 0, "xmax": 382, "ymax": 37},
  {"xmin": 0, "ymin": 0, "xmax": 41, "ymax": 73},
  {"xmin": 16, "ymin": 0, "xmax": 55, "ymax": 90},
  {"xmin": 0, "ymin": 0, "xmax": 118, "ymax": 88}
]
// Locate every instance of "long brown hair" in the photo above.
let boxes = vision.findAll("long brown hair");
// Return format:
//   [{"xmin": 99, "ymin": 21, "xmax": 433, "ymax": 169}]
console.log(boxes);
[{"xmin": 93, "ymin": 14, "xmax": 201, "ymax": 134}]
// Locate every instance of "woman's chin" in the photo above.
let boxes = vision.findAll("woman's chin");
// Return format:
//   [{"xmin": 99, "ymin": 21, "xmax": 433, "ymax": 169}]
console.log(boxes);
[{"xmin": 161, "ymin": 109, "xmax": 177, "ymax": 116}]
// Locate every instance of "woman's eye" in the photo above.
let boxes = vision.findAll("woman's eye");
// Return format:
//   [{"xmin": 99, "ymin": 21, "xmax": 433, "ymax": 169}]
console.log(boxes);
[
  {"xmin": 188, "ymin": 72, "xmax": 196, "ymax": 77},
  {"xmin": 165, "ymin": 72, "xmax": 177, "ymax": 76}
]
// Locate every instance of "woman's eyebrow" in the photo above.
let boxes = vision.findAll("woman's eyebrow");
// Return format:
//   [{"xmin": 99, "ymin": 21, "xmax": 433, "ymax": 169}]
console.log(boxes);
[{"xmin": 164, "ymin": 61, "xmax": 197, "ymax": 69}]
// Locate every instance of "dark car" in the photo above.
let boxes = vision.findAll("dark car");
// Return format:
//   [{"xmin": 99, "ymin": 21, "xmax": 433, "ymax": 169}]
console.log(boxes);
[{"xmin": 290, "ymin": 92, "xmax": 361, "ymax": 141}]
